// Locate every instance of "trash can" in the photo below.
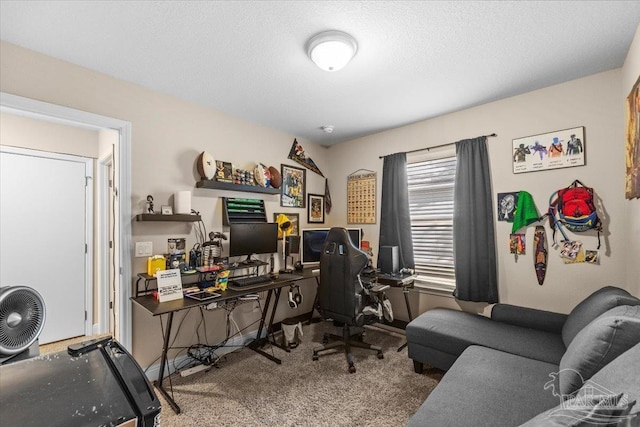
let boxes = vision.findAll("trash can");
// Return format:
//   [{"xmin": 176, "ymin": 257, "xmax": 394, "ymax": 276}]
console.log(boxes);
[{"xmin": 281, "ymin": 317, "xmax": 303, "ymax": 349}]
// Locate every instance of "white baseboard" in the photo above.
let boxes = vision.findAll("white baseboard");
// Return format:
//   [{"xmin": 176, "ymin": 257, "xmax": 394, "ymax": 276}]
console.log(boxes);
[{"xmin": 144, "ymin": 329, "xmax": 266, "ymax": 381}]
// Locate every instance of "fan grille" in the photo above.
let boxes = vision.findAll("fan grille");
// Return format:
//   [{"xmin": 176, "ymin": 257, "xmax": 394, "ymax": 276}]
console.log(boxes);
[{"xmin": 0, "ymin": 286, "xmax": 46, "ymax": 355}]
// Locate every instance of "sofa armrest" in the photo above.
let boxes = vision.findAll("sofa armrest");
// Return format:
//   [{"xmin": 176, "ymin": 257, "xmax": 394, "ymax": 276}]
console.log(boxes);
[{"xmin": 491, "ymin": 304, "xmax": 567, "ymax": 334}]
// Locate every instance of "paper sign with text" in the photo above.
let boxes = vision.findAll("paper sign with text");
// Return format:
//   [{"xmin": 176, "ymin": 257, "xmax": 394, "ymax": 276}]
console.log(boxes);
[{"xmin": 156, "ymin": 269, "xmax": 183, "ymax": 302}]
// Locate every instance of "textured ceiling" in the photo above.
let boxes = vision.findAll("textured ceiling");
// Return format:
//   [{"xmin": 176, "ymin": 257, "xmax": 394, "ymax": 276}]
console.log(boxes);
[{"xmin": 1, "ymin": 1, "xmax": 639, "ymax": 146}]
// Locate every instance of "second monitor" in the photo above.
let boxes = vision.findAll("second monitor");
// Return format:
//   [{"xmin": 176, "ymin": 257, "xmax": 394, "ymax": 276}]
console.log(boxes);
[{"xmin": 300, "ymin": 228, "xmax": 362, "ymax": 265}]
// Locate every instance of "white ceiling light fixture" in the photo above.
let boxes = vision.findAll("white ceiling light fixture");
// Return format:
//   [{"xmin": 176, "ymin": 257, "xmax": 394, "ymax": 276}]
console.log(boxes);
[{"xmin": 306, "ymin": 30, "xmax": 358, "ymax": 72}]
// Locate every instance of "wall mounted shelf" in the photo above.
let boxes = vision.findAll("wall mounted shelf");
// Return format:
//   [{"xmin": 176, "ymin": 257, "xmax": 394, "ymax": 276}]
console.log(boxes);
[
  {"xmin": 196, "ymin": 180, "xmax": 280, "ymax": 195},
  {"xmin": 136, "ymin": 214, "xmax": 201, "ymax": 222}
]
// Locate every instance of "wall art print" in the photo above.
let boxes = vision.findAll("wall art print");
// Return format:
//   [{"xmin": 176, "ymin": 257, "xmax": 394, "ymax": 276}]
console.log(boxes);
[
  {"xmin": 512, "ymin": 126, "xmax": 585, "ymax": 174},
  {"xmin": 347, "ymin": 171, "xmax": 376, "ymax": 224},
  {"xmin": 497, "ymin": 192, "xmax": 518, "ymax": 222},
  {"xmin": 626, "ymin": 76, "xmax": 640, "ymax": 199},
  {"xmin": 280, "ymin": 164, "xmax": 306, "ymax": 208}
]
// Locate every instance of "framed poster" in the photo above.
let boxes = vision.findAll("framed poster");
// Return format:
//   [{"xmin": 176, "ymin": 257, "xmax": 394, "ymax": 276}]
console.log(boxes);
[
  {"xmin": 512, "ymin": 126, "xmax": 585, "ymax": 174},
  {"xmin": 347, "ymin": 171, "xmax": 376, "ymax": 224},
  {"xmin": 273, "ymin": 212, "xmax": 299, "ymax": 237},
  {"xmin": 280, "ymin": 164, "xmax": 306, "ymax": 208},
  {"xmin": 307, "ymin": 194, "xmax": 325, "ymax": 223},
  {"xmin": 497, "ymin": 192, "xmax": 518, "ymax": 222},
  {"xmin": 626, "ymin": 75, "xmax": 640, "ymax": 199}
]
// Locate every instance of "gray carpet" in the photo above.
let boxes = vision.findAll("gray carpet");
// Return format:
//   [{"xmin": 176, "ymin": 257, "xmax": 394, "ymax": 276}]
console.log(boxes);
[{"xmin": 157, "ymin": 321, "xmax": 443, "ymax": 426}]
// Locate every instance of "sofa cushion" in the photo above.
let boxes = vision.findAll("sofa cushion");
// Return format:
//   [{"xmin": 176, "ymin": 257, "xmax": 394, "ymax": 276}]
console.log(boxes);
[
  {"xmin": 406, "ymin": 346, "xmax": 559, "ymax": 427},
  {"xmin": 406, "ymin": 308, "xmax": 566, "ymax": 365},
  {"xmin": 559, "ymin": 305, "xmax": 640, "ymax": 395},
  {"xmin": 561, "ymin": 286, "xmax": 640, "ymax": 347},
  {"xmin": 588, "ymin": 342, "xmax": 640, "ymax": 416},
  {"xmin": 521, "ymin": 343, "xmax": 640, "ymax": 426},
  {"xmin": 519, "ymin": 392, "xmax": 634, "ymax": 426}
]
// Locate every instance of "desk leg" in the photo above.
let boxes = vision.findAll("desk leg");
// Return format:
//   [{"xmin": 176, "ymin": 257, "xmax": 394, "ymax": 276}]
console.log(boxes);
[
  {"xmin": 266, "ymin": 288, "xmax": 291, "ymax": 353},
  {"xmin": 397, "ymin": 285, "xmax": 414, "ymax": 352},
  {"xmin": 153, "ymin": 311, "xmax": 181, "ymax": 414},
  {"xmin": 305, "ymin": 276, "xmax": 320, "ymax": 325},
  {"xmin": 248, "ymin": 289, "xmax": 282, "ymax": 364}
]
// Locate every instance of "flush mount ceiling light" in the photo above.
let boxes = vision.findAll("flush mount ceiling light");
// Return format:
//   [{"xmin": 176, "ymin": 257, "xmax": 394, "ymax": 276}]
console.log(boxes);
[{"xmin": 306, "ymin": 30, "xmax": 358, "ymax": 72}]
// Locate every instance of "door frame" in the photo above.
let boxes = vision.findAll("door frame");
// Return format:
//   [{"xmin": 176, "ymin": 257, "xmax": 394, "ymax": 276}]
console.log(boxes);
[
  {"xmin": 0, "ymin": 92, "xmax": 133, "ymax": 351},
  {"xmin": 98, "ymin": 154, "xmax": 113, "ymax": 336}
]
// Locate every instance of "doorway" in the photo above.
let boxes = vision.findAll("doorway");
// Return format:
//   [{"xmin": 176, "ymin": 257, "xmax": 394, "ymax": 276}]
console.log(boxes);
[
  {"xmin": 0, "ymin": 147, "xmax": 92, "ymax": 344},
  {"xmin": 0, "ymin": 92, "xmax": 133, "ymax": 351}
]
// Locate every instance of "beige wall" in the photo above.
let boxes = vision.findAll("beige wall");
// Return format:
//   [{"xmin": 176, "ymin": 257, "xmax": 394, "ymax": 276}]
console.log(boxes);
[
  {"xmin": 1, "ymin": 36, "xmax": 637, "ymax": 367},
  {"xmin": 0, "ymin": 112, "xmax": 99, "ymax": 158},
  {"xmin": 327, "ymin": 69, "xmax": 629, "ymax": 315},
  {"xmin": 622, "ymin": 24, "xmax": 640, "ymax": 296},
  {"xmin": 0, "ymin": 41, "xmax": 329, "ymax": 368}
]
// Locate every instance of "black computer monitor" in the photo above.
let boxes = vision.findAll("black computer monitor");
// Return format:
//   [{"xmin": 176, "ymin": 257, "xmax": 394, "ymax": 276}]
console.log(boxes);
[
  {"xmin": 229, "ymin": 223, "xmax": 278, "ymax": 258},
  {"xmin": 300, "ymin": 228, "xmax": 362, "ymax": 265}
]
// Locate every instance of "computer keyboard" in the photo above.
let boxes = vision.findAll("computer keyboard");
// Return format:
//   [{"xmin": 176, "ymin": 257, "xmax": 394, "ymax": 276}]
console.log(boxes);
[{"xmin": 229, "ymin": 275, "xmax": 272, "ymax": 288}]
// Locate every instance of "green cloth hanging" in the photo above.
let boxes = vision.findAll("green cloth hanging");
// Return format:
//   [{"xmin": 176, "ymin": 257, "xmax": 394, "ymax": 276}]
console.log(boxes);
[{"xmin": 511, "ymin": 191, "xmax": 539, "ymax": 234}]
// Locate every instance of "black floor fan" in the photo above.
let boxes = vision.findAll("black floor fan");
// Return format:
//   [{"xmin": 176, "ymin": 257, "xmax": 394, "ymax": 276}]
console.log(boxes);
[{"xmin": 0, "ymin": 285, "xmax": 46, "ymax": 365}]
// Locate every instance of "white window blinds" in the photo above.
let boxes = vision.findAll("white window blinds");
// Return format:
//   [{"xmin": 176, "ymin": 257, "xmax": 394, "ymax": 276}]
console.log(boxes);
[{"xmin": 406, "ymin": 156, "xmax": 456, "ymax": 294}]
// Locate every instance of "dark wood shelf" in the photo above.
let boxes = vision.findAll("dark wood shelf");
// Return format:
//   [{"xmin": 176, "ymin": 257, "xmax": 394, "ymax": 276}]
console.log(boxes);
[
  {"xmin": 196, "ymin": 180, "xmax": 280, "ymax": 194},
  {"xmin": 136, "ymin": 214, "xmax": 202, "ymax": 222}
]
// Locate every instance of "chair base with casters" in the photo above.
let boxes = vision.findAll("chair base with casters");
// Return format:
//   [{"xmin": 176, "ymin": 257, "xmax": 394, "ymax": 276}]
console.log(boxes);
[{"xmin": 312, "ymin": 322, "xmax": 383, "ymax": 373}]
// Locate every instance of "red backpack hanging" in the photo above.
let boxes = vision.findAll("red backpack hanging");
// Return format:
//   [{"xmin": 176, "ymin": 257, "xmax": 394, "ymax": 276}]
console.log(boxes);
[{"xmin": 548, "ymin": 180, "xmax": 602, "ymax": 248}]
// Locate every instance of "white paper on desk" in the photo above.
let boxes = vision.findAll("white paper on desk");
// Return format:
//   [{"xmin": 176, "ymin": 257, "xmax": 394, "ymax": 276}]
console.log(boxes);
[{"xmin": 156, "ymin": 269, "xmax": 183, "ymax": 302}]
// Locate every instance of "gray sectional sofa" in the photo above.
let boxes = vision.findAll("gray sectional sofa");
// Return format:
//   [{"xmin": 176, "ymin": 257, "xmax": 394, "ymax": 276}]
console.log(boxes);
[{"xmin": 405, "ymin": 286, "xmax": 640, "ymax": 426}]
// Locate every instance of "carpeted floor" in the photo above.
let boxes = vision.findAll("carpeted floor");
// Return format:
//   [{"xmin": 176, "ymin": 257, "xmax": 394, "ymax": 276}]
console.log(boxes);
[{"xmin": 156, "ymin": 320, "xmax": 443, "ymax": 427}]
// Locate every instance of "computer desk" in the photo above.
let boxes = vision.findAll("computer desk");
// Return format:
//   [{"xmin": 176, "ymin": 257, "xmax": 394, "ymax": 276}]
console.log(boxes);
[
  {"xmin": 132, "ymin": 272, "xmax": 308, "ymax": 414},
  {"xmin": 376, "ymin": 272, "xmax": 417, "ymax": 351}
]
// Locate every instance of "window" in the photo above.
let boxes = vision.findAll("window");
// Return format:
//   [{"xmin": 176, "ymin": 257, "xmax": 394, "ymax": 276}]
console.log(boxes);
[{"xmin": 406, "ymin": 153, "xmax": 456, "ymax": 294}]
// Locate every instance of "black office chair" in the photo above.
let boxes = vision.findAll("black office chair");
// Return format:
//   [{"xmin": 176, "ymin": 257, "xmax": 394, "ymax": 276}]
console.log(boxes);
[{"xmin": 312, "ymin": 227, "xmax": 384, "ymax": 373}]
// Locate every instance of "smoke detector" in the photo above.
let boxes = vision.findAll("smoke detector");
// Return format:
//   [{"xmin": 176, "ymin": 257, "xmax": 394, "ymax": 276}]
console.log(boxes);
[{"xmin": 321, "ymin": 125, "xmax": 334, "ymax": 134}]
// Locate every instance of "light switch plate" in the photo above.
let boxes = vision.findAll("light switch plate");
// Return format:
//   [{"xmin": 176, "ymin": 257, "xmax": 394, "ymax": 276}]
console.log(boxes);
[{"xmin": 135, "ymin": 241, "xmax": 153, "ymax": 257}]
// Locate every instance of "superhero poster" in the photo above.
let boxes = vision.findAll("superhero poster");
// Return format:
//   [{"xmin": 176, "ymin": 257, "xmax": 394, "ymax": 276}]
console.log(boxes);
[{"xmin": 512, "ymin": 126, "xmax": 585, "ymax": 174}]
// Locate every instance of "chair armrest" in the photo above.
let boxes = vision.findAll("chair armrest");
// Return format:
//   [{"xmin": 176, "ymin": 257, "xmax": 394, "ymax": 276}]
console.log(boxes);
[{"xmin": 491, "ymin": 304, "xmax": 567, "ymax": 334}]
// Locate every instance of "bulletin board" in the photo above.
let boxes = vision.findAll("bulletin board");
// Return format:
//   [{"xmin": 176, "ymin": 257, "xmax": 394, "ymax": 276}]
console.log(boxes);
[{"xmin": 347, "ymin": 170, "xmax": 376, "ymax": 224}]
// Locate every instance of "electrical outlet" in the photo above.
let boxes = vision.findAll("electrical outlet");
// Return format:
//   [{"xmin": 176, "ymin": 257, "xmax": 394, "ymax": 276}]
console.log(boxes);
[{"xmin": 135, "ymin": 241, "xmax": 153, "ymax": 257}]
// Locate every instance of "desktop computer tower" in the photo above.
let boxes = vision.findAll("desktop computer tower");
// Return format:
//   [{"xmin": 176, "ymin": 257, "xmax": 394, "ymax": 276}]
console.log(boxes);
[
  {"xmin": 379, "ymin": 245, "xmax": 399, "ymax": 274},
  {"xmin": 286, "ymin": 235, "xmax": 300, "ymax": 255},
  {"xmin": 284, "ymin": 235, "xmax": 300, "ymax": 272}
]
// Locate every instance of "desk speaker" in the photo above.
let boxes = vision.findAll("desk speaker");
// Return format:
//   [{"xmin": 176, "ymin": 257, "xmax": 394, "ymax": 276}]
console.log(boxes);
[
  {"xmin": 286, "ymin": 235, "xmax": 300, "ymax": 256},
  {"xmin": 379, "ymin": 246, "xmax": 399, "ymax": 274}
]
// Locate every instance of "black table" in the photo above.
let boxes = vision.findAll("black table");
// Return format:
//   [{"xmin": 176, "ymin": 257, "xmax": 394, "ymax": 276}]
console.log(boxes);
[
  {"xmin": 132, "ymin": 272, "xmax": 307, "ymax": 414},
  {"xmin": 376, "ymin": 272, "xmax": 417, "ymax": 351}
]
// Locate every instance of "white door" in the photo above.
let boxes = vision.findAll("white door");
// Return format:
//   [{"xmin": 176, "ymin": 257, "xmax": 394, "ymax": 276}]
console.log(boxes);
[{"xmin": 0, "ymin": 147, "xmax": 92, "ymax": 344}]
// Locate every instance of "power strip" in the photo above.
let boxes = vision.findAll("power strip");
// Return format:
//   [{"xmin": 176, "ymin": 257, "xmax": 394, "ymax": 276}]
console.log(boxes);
[{"xmin": 180, "ymin": 363, "xmax": 209, "ymax": 377}]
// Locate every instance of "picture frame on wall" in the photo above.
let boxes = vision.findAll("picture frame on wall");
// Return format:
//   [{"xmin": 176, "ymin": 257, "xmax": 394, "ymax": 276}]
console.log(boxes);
[
  {"xmin": 512, "ymin": 126, "xmax": 585, "ymax": 174},
  {"xmin": 273, "ymin": 213, "xmax": 299, "ymax": 237},
  {"xmin": 307, "ymin": 193, "xmax": 325, "ymax": 223},
  {"xmin": 626, "ymin": 75, "xmax": 640, "ymax": 199},
  {"xmin": 280, "ymin": 164, "xmax": 306, "ymax": 208}
]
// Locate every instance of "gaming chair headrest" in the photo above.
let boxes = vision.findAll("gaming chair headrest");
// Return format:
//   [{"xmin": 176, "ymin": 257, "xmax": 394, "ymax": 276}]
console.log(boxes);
[{"xmin": 321, "ymin": 227, "xmax": 368, "ymax": 274}]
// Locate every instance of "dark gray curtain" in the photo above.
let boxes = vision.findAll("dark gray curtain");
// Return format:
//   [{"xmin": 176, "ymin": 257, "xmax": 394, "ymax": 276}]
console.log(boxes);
[
  {"xmin": 453, "ymin": 137, "xmax": 498, "ymax": 303},
  {"xmin": 378, "ymin": 152, "xmax": 415, "ymax": 269}
]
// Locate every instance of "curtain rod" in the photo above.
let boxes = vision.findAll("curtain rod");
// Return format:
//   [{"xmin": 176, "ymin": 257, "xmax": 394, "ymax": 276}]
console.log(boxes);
[{"xmin": 378, "ymin": 133, "xmax": 497, "ymax": 159}]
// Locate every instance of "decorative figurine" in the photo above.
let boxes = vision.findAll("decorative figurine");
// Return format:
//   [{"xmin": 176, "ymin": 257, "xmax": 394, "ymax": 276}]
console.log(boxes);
[{"xmin": 146, "ymin": 195, "xmax": 155, "ymax": 214}]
